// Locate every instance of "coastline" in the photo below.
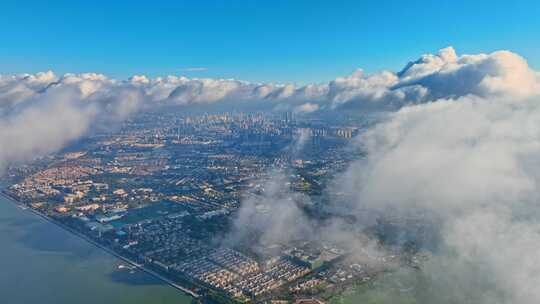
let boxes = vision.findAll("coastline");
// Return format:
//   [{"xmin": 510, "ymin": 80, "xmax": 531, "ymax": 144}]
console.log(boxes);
[{"xmin": 0, "ymin": 191, "xmax": 200, "ymax": 299}]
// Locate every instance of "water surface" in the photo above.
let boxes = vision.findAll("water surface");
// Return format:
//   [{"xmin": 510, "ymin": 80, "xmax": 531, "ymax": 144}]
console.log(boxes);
[{"xmin": 0, "ymin": 195, "xmax": 193, "ymax": 304}]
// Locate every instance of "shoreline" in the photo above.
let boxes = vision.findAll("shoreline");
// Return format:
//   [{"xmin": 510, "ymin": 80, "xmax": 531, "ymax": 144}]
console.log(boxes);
[{"xmin": 0, "ymin": 191, "xmax": 200, "ymax": 299}]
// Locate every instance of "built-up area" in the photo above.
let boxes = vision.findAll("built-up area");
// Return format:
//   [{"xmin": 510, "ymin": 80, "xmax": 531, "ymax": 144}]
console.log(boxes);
[{"xmin": 4, "ymin": 110, "xmax": 427, "ymax": 303}]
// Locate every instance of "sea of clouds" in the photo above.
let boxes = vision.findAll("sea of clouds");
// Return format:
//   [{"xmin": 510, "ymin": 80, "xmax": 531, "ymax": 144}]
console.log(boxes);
[
  {"xmin": 2, "ymin": 46, "xmax": 537, "ymax": 169},
  {"xmin": 2, "ymin": 46, "xmax": 540, "ymax": 303}
]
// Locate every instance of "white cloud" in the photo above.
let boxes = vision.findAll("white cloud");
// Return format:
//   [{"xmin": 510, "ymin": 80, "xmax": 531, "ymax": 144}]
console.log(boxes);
[
  {"xmin": 2, "ymin": 47, "xmax": 540, "ymax": 302},
  {"xmin": 0, "ymin": 72, "xmax": 143, "ymax": 170},
  {"xmin": 293, "ymin": 102, "xmax": 319, "ymax": 114},
  {"xmin": 394, "ymin": 48, "xmax": 540, "ymax": 100},
  {"xmin": 335, "ymin": 93, "xmax": 540, "ymax": 303},
  {"xmin": 1, "ymin": 46, "xmax": 540, "ymax": 172}
]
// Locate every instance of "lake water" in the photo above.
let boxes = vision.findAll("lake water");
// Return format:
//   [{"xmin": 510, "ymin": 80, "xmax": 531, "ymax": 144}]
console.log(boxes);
[{"xmin": 0, "ymin": 194, "xmax": 193, "ymax": 304}]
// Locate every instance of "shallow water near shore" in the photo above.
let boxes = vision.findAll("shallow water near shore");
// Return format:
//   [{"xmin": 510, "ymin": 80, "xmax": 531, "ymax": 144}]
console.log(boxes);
[{"xmin": 0, "ymin": 194, "xmax": 192, "ymax": 304}]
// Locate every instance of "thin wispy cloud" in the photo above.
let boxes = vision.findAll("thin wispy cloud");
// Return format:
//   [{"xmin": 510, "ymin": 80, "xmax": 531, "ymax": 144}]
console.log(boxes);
[{"xmin": 180, "ymin": 67, "xmax": 208, "ymax": 72}]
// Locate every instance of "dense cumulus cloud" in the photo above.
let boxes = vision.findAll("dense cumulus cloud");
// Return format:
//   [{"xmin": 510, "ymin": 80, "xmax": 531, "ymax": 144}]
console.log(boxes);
[
  {"xmin": 334, "ymin": 94, "xmax": 540, "ymax": 303},
  {"xmin": 0, "ymin": 72, "xmax": 143, "ymax": 170},
  {"xmin": 224, "ymin": 47, "xmax": 540, "ymax": 303},
  {"xmin": 2, "ymin": 47, "xmax": 538, "ymax": 111},
  {"xmin": 1, "ymin": 47, "xmax": 538, "ymax": 170}
]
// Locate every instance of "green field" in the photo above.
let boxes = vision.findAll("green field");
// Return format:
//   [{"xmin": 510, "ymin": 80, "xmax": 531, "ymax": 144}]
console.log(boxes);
[{"xmin": 330, "ymin": 268, "xmax": 420, "ymax": 304}]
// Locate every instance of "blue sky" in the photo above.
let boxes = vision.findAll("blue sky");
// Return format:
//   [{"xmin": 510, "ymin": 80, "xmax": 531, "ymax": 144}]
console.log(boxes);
[{"xmin": 1, "ymin": 0, "xmax": 539, "ymax": 84}]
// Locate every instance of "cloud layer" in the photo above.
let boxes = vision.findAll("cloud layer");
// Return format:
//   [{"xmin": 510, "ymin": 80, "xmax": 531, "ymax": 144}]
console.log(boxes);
[
  {"xmin": 2, "ymin": 46, "xmax": 539, "ymax": 173},
  {"xmin": 2, "ymin": 47, "xmax": 540, "ymax": 302},
  {"xmin": 3, "ymin": 47, "xmax": 539, "ymax": 110},
  {"xmin": 0, "ymin": 72, "xmax": 143, "ymax": 170},
  {"xmin": 336, "ymin": 93, "xmax": 540, "ymax": 303}
]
